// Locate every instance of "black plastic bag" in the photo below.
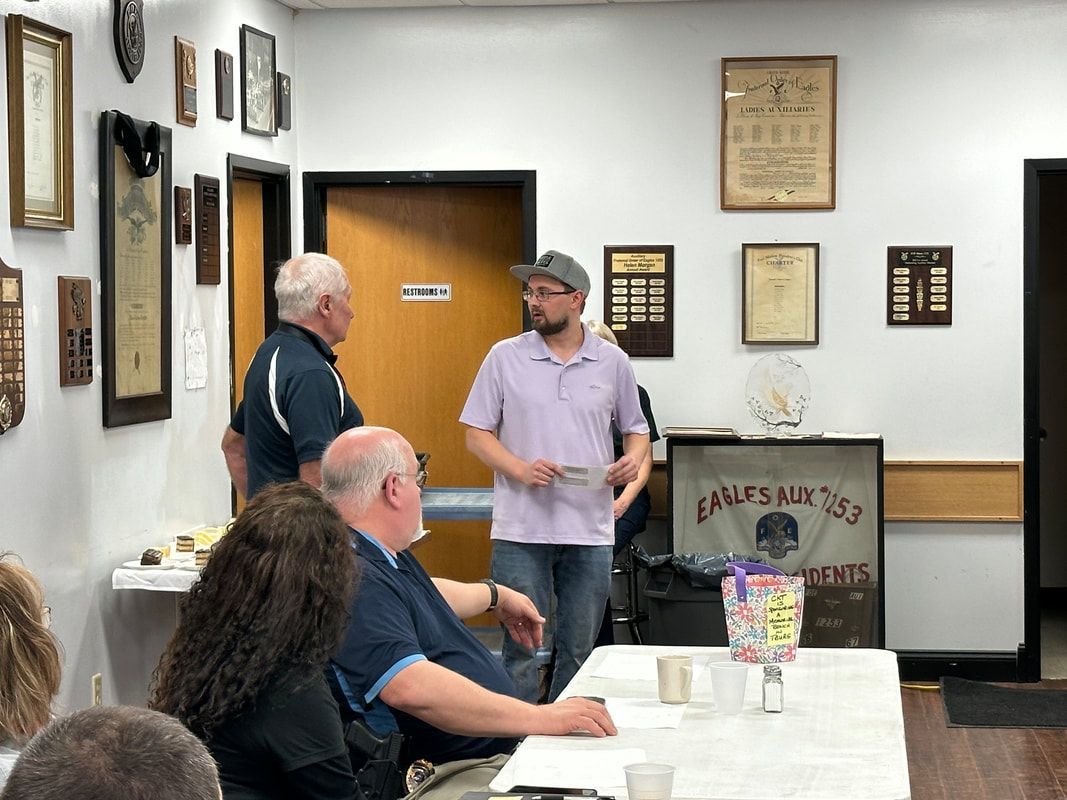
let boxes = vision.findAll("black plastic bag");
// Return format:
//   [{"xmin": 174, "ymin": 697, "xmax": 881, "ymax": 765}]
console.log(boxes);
[{"xmin": 633, "ymin": 546, "xmax": 765, "ymax": 589}]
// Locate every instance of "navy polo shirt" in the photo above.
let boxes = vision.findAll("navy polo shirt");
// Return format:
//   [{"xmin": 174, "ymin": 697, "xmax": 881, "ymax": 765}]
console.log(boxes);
[
  {"xmin": 231, "ymin": 322, "xmax": 363, "ymax": 498},
  {"xmin": 329, "ymin": 530, "xmax": 519, "ymax": 765}
]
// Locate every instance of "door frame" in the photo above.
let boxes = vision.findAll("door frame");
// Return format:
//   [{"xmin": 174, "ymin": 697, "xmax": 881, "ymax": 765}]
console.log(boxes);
[
  {"xmin": 226, "ymin": 154, "xmax": 291, "ymax": 415},
  {"xmin": 1022, "ymin": 158, "xmax": 1067, "ymax": 681},
  {"xmin": 302, "ymin": 170, "xmax": 537, "ymax": 279}
]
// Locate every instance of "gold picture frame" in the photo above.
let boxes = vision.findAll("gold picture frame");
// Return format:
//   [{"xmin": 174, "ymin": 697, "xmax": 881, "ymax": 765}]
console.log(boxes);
[
  {"xmin": 721, "ymin": 55, "xmax": 837, "ymax": 210},
  {"xmin": 742, "ymin": 242, "xmax": 820, "ymax": 345},
  {"xmin": 5, "ymin": 14, "xmax": 74, "ymax": 229}
]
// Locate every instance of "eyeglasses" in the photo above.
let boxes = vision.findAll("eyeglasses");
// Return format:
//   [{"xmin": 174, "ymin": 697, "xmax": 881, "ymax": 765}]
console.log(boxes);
[
  {"xmin": 395, "ymin": 469, "xmax": 429, "ymax": 489},
  {"xmin": 522, "ymin": 288, "xmax": 576, "ymax": 303}
]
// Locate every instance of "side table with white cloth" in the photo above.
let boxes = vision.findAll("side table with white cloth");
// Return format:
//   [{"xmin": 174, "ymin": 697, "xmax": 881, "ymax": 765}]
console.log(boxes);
[{"xmin": 492, "ymin": 644, "xmax": 910, "ymax": 800}]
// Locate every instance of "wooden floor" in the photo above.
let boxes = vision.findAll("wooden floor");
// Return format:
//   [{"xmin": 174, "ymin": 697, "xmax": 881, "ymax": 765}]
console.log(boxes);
[{"xmin": 902, "ymin": 681, "xmax": 1067, "ymax": 799}]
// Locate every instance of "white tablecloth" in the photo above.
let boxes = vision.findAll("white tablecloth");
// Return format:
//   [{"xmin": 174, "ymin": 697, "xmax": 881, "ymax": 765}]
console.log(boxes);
[
  {"xmin": 112, "ymin": 565, "xmax": 199, "ymax": 592},
  {"xmin": 493, "ymin": 644, "xmax": 910, "ymax": 800}
]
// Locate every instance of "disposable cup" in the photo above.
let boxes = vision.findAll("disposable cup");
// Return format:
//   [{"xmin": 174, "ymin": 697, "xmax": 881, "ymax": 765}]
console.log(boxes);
[
  {"xmin": 623, "ymin": 762, "xmax": 675, "ymax": 800},
  {"xmin": 709, "ymin": 661, "xmax": 750, "ymax": 714}
]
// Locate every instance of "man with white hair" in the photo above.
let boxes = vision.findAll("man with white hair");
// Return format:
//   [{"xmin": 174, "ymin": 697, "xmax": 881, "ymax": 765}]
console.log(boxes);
[
  {"xmin": 222, "ymin": 252, "xmax": 363, "ymax": 499},
  {"xmin": 321, "ymin": 426, "xmax": 616, "ymax": 767}
]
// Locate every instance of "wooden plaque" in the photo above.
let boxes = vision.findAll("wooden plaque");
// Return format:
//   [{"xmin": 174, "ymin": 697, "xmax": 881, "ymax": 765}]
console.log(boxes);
[
  {"xmin": 113, "ymin": 0, "xmax": 145, "ymax": 83},
  {"xmin": 886, "ymin": 246, "xmax": 952, "ymax": 325},
  {"xmin": 277, "ymin": 71, "xmax": 292, "ymax": 131},
  {"xmin": 0, "ymin": 257, "xmax": 26, "ymax": 433},
  {"xmin": 174, "ymin": 37, "xmax": 197, "ymax": 127},
  {"xmin": 174, "ymin": 186, "xmax": 192, "ymax": 244},
  {"xmin": 195, "ymin": 174, "xmax": 221, "ymax": 285},
  {"xmin": 603, "ymin": 245, "xmax": 674, "ymax": 357},
  {"xmin": 58, "ymin": 276, "xmax": 93, "ymax": 386},
  {"xmin": 215, "ymin": 49, "xmax": 233, "ymax": 120}
]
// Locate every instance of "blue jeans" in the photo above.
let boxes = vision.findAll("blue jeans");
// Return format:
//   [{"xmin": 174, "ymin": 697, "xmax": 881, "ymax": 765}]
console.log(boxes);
[{"xmin": 491, "ymin": 540, "xmax": 613, "ymax": 703}]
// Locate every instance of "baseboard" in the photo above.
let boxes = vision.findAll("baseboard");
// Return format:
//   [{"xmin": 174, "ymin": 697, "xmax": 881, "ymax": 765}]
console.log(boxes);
[{"xmin": 895, "ymin": 650, "xmax": 1020, "ymax": 682}]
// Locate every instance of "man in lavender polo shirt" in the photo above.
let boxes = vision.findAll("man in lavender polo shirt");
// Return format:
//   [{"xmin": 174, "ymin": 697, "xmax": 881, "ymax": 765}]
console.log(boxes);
[{"xmin": 460, "ymin": 250, "xmax": 650, "ymax": 703}]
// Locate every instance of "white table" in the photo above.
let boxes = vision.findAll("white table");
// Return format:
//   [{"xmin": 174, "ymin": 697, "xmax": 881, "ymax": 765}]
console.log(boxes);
[
  {"xmin": 112, "ymin": 564, "xmax": 200, "ymax": 592},
  {"xmin": 493, "ymin": 645, "xmax": 911, "ymax": 800}
]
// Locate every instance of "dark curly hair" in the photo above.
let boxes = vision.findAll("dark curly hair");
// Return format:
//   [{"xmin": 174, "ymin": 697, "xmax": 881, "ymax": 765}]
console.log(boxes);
[{"xmin": 148, "ymin": 482, "xmax": 358, "ymax": 739}]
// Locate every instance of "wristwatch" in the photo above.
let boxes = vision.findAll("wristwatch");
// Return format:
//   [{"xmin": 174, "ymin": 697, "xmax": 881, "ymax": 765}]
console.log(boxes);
[{"xmin": 479, "ymin": 578, "xmax": 498, "ymax": 612}]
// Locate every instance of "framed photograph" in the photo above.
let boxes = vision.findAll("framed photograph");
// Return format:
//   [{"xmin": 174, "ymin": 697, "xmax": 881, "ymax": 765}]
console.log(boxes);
[
  {"xmin": 742, "ymin": 242, "xmax": 819, "ymax": 345},
  {"xmin": 5, "ymin": 15, "xmax": 74, "ymax": 229},
  {"xmin": 174, "ymin": 36, "xmax": 197, "ymax": 127},
  {"xmin": 99, "ymin": 110, "xmax": 173, "ymax": 427},
  {"xmin": 240, "ymin": 24, "xmax": 276, "ymax": 136},
  {"xmin": 721, "ymin": 55, "xmax": 837, "ymax": 210}
]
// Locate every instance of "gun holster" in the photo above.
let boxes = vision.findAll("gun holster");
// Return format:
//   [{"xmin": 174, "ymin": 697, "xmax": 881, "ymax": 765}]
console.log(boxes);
[{"xmin": 344, "ymin": 718, "xmax": 406, "ymax": 800}]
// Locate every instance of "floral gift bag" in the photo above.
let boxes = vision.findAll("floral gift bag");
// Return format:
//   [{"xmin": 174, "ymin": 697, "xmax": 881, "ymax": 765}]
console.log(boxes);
[{"xmin": 721, "ymin": 561, "xmax": 805, "ymax": 663}]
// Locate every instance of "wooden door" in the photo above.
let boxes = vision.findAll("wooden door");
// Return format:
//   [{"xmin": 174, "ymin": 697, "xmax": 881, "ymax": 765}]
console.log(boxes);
[
  {"xmin": 230, "ymin": 177, "xmax": 266, "ymax": 512},
  {"xmin": 326, "ymin": 185, "xmax": 522, "ymax": 620}
]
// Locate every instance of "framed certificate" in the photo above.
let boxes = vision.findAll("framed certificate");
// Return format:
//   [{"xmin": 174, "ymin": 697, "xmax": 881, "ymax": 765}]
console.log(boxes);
[
  {"xmin": 742, "ymin": 242, "xmax": 819, "ymax": 345},
  {"xmin": 721, "ymin": 56, "xmax": 837, "ymax": 210},
  {"xmin": 5, "ymin": 15, "xmax": 74, "ymax": 229},
  {"xmin": 99, "ymin": 110, "xmax": 173, "ymax": 427}
]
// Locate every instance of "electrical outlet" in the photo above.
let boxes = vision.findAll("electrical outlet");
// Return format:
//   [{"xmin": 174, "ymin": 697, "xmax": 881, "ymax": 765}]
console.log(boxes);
[{"xmin": 91, "ymin": 673, "xmax": 102, "ymax": 707}]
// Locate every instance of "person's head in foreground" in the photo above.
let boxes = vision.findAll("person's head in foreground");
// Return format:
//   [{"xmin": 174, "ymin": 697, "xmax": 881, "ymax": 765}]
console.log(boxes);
[{"xmin": 0, "ymin": 705, "xmax": 221, "ymax": 800}]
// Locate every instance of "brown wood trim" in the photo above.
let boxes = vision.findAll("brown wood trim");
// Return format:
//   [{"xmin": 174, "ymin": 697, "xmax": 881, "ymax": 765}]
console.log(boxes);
[{"xmin": 883, "ymin": 460, "xmax": 1023, "ymax": 522}]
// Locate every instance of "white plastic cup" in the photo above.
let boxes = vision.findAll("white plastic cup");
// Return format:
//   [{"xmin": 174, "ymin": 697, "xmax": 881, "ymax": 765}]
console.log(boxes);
[
  {"xmin": 656, "ymin": 654, "xmax": 693, "ymax": 704},
  {"xmin": 709, "ymin": 661, "xmax": 750, "ymax": 714},
  {"xmin": 623, "ymin": 762, "xmax": 676, "ymax": 800}
]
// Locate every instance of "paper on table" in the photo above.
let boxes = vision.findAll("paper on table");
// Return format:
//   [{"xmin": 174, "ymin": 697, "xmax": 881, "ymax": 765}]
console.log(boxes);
[
  {"xmin": 605, "ymin": 697, "xmax": 686, "ymax": 729},
  {"xmin": 496, "ymin": 747, "xmax": 647, "ymax": 792},
  {"xmin": 554, "ymin": 464, "xmax": 609, "ymax": 490},
  {"xmin": 591, "ymin": 652, "xmax": 711, "ymax": 682}
]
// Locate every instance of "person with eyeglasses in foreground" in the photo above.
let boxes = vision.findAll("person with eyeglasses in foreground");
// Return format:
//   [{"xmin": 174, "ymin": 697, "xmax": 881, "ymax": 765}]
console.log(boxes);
[
  {"xmin": 0, "ymin": 554, "xmax": 62, "ymax": 792},
  {"xmin": 321, "ymin": 426, "xmax": 616, "ymax": 768},
  {"xmin": 460, "ymin": 251, "xmax": 650, "ymax": 703}
]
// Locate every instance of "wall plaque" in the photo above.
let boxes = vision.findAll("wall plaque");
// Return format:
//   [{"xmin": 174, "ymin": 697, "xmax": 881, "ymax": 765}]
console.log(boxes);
[
  {"xmin": 113, "ymin": 0, "xmax": 145, "ymax": 83},
  {"xmin": 277, "ymin": 71, "xmax": 291, "ymax": 131},
  {"xmin": 58, "ymin": 276, "xmax": 92, "ymax": 386},
  {"xmin": 174, "ymin": 36, "xmax": 197, "ymax": 127},
  {"xmin": 0, "ymin": 257, "xmax": 26, "ymax": 434},
  {"xmin": 602, "ymin": 245, "xmax": 674, "ymax": 357},
  {"xmin": 214, "ymin": 49, "xmax": 233, "ymax": 121},
  {"xmin": 174, "ymin": 185, "xmax": 192, "ymax": 244},
  {"xmin": 195, "ymin": 174, "xmax": 221, "ymax": 285},
  {"xmin": 886, "ymin": 246, "xmax": 952, "ymax": 325}
]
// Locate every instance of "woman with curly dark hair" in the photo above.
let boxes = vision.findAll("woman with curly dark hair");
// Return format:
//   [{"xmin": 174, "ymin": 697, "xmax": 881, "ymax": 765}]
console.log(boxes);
[{"xmin": 150, "ymin": 481, "xmax": 362, "ymax": 800}]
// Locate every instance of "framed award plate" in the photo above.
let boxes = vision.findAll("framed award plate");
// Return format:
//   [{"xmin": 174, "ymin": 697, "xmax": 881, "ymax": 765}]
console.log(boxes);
[
  {"xmin": 114, "ymin": 0, "xmax": 145, "ymax": 83},
  {"xmin": 5, "ymin": 15, "xmax": 74, "ymax": 230},
  {"xmin": 602, "ymin": 245, "xmax": 674, "ymax": 357},
  {"xmin": 886, "ymin": 246, "xmax": 952, "ymax": 325},
  {"xmin": 722, "ymin": 56, "xmax": 837, "ymax": 210},
  {"xmin": 58, "ymin": 276, "xmax": 93, "ymax": 387},
  {"xmin": 174, "ymin": 37, "xmax": 197, "ymax": 127},
  {"xmin": 742, "ymin": 242, "xmax": 820, "ymax": 345},
  {"xmin": 240, "ymin": 25, "xmax": 276, "ymax": 137},
  {"xmin": 277, "ymin": 71, "xmax": 292, "ymax": 131},
  {"xmin": 0, "ymin": 257, "xmax": 26, "ymax": 435},
  {"xmin": 174, "ymin": 186, "xmax": 192, "ymax": 245}
]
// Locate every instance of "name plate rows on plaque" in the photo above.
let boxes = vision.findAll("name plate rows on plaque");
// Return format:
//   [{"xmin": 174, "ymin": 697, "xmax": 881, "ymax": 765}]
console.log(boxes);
[{"xmin": 602, "ymin": 245, "xmax": 674, "ymax": 358}]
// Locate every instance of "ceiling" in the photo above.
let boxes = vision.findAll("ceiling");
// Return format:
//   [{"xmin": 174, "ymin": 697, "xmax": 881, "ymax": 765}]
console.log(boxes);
[{"xmin": 278, "ymin": 0, "xmax": 694, "ymax": 8}]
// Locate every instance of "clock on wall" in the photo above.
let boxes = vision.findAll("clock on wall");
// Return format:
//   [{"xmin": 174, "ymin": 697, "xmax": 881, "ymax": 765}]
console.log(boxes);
[{"xmin": 114, "ymin": 0, "xmax": 145, "ymax": 83}]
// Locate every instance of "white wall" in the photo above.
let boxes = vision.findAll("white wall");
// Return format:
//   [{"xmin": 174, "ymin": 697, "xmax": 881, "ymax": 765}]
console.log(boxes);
[
  {"xmin": 0, "ymin": 0, "xmax": 297, "ymax": 712},
  {"xmin": 294, "ymin": 0, "xmax": 1061, "ymax": 651}
]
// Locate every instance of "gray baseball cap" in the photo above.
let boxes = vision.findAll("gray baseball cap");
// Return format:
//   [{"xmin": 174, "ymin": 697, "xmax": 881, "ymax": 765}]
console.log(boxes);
[{"xmin": 510, "ymin": 250, "xmax": 590, "ymax": 295}]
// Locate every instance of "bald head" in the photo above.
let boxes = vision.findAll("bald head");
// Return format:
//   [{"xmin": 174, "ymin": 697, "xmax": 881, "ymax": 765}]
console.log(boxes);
[{"xmin": 321, "ymin": 427, "xmax": 415, "ymax": 519}]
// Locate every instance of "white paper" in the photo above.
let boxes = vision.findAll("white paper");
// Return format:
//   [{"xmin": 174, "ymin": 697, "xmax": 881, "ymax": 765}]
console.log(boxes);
[
  {"xmin": 184, "ymin": 327, "xmax": 207, "ymax": 390},
  {"xmin": 496, "ymin": 747, "xmax": 646, "ymax": 793},
  {"xmin": 555, "ymin": 464, "xmax": 609, "ymax": 490},
  {"xmin": 605, "ymin": 697, "xmax": 686, "ymax": 729},
  {"xmin": 591, "ymin": 652, "xmax": 711, "ymax": 683}
]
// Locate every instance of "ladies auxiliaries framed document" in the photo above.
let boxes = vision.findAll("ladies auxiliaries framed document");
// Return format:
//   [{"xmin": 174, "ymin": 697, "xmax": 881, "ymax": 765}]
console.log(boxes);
[
  {"xmin": 721, "ymin": 56, "xmax": 837, "ymax": 210},
  {"xmin": 5, "ymin": 15, "xmax": 74, "ymax": 229},
  {"xmin": 742, "ymin": 242, "xmax": 819, "ymax": 345}
]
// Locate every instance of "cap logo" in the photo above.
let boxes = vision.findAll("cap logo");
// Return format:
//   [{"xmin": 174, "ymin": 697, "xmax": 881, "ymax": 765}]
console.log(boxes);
[{"xmin": 535, "ymin": 254, "xmax": 555, "ymax": 268}]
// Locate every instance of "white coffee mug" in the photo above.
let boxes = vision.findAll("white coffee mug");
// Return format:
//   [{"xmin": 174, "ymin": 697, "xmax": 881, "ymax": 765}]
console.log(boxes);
[{"xmin": 657, "ymin": 654, "xmax": 693, "ymax": 704}]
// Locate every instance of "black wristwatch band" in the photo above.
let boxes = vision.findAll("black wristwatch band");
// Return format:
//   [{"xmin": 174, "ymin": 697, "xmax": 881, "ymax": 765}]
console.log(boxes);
[{"xmin": 479, "ymin": 578, "xmax": 498, "ymax": 612}]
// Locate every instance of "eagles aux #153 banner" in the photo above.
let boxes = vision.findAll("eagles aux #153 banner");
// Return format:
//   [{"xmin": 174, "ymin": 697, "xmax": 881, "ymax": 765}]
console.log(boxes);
[{"xmin": 671, "ymin": 442, "xmax": 880, "ymax": 588}]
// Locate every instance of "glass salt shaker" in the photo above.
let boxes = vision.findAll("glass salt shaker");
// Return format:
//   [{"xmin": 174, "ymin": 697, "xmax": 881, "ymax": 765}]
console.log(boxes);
[{"xmin": 762, "ymin": 664, "xmax": 784, "ymax": 712}]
